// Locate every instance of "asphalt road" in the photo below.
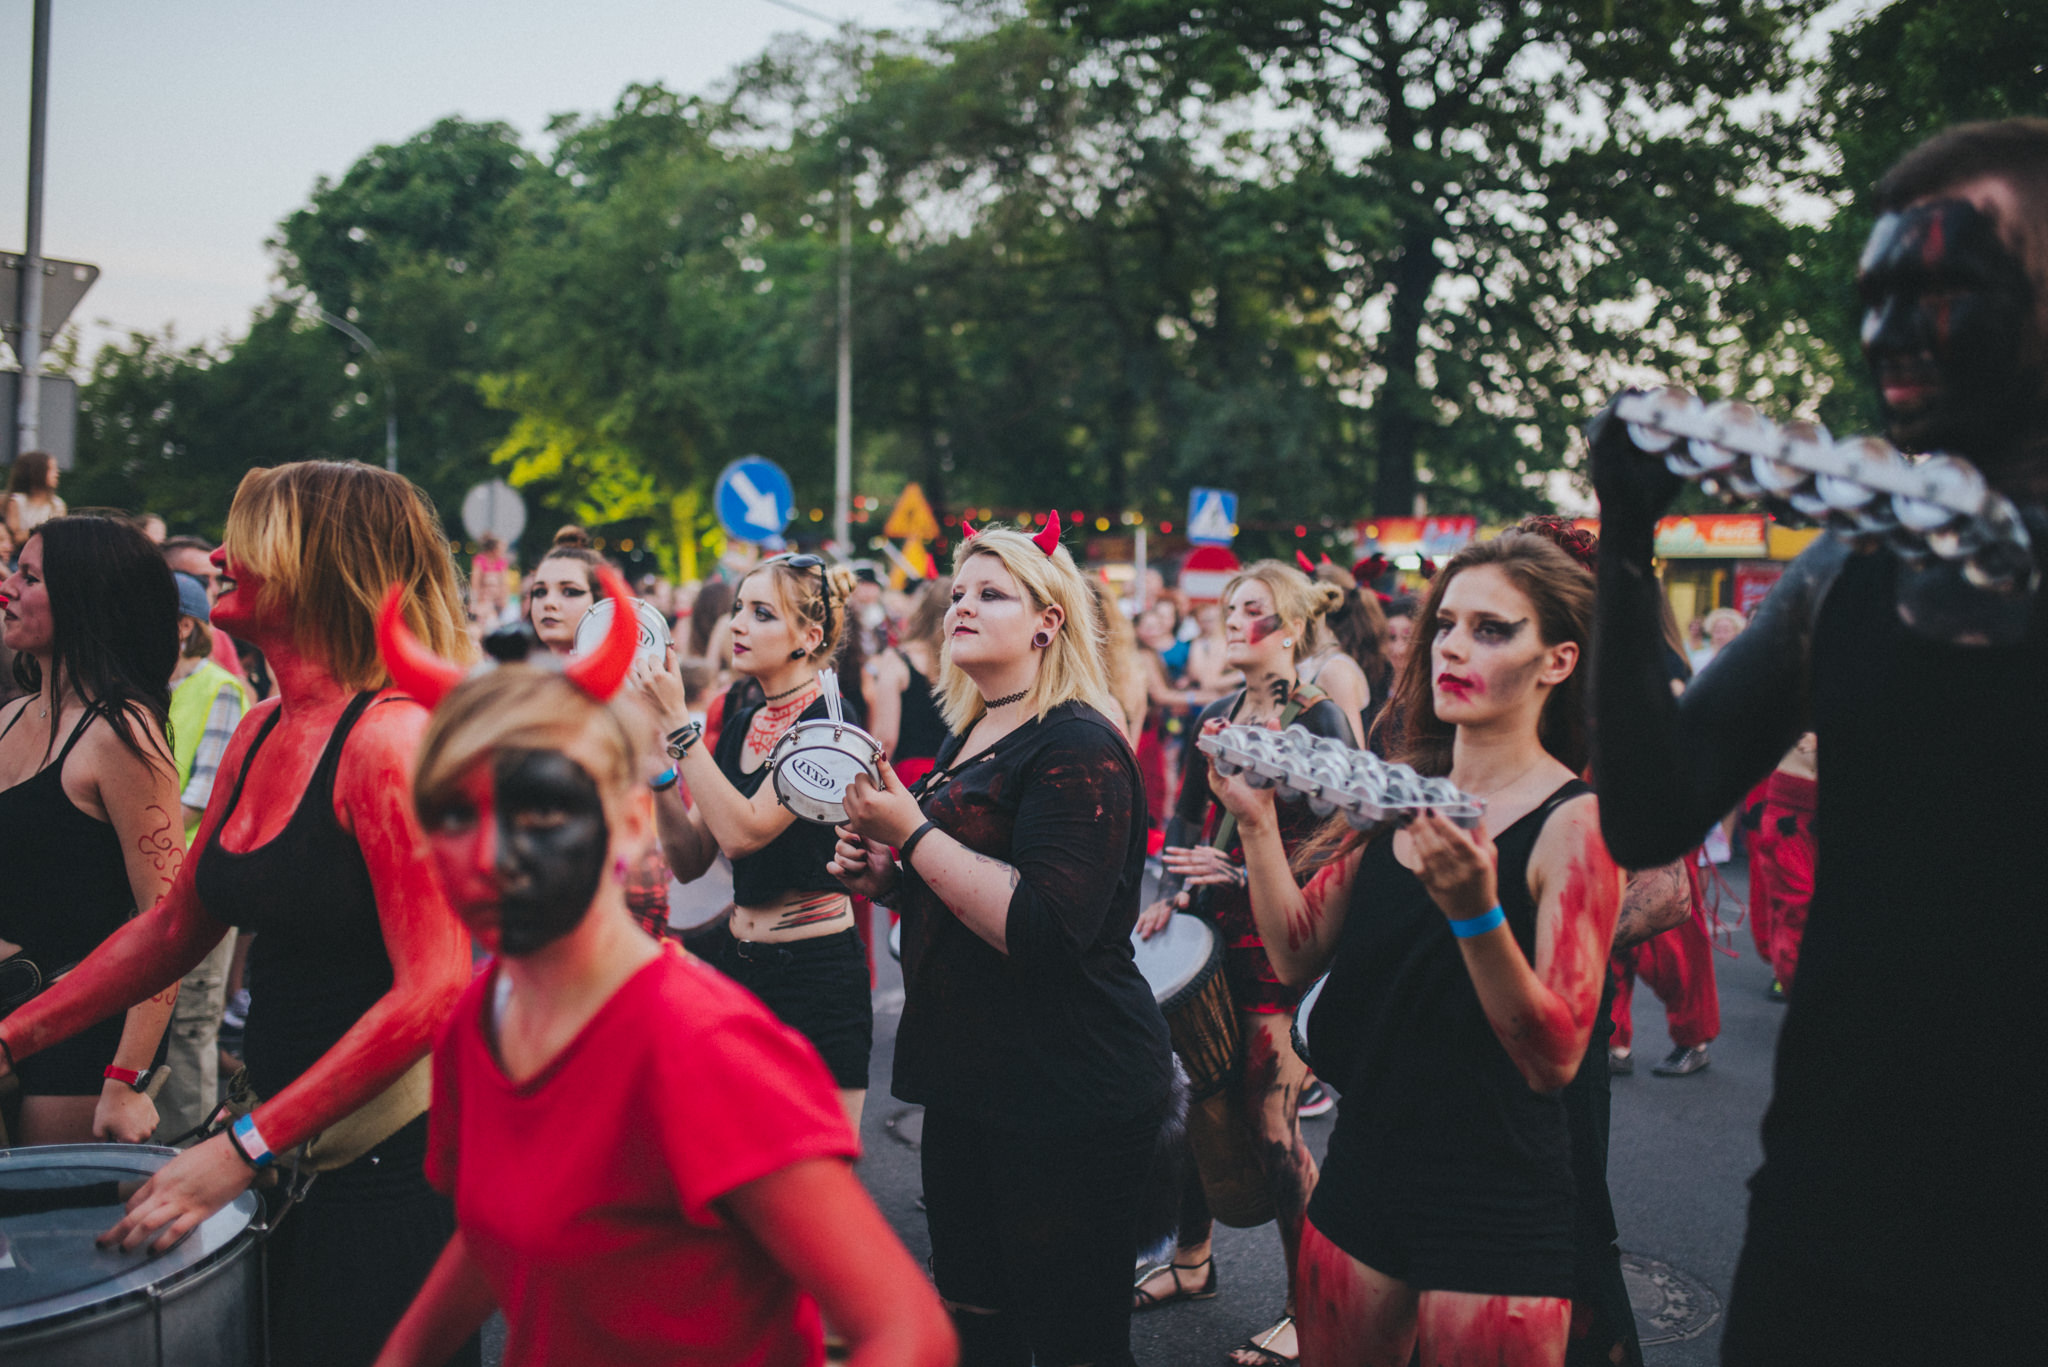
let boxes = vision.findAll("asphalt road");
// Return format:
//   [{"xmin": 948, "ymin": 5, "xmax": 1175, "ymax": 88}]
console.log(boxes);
[{"xmin": 480, "ymin": 855, "xmax": 1781, "ymax": 1365}]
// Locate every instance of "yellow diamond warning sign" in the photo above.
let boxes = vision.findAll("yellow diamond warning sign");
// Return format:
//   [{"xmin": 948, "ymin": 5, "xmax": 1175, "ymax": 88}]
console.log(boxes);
[{"xmin": 884, "ymin": 482, "xmax": 940, "ymax": 542}]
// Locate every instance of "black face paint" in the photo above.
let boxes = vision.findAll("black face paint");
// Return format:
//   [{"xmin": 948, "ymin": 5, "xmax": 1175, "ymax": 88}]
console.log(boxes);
[
  {"xmin": 493, "ymin": 749, "xmax": 609, "ymax": 956},
  {"xmin": 1858, "ymin": 199, "xmax": 2039, "ymax": 459}
]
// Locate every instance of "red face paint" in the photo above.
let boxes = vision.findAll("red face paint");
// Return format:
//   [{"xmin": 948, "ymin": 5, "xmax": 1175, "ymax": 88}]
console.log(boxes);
[{"xmin": 1245, "ymin": 613, "xmax": 1285, "ymax": 645}]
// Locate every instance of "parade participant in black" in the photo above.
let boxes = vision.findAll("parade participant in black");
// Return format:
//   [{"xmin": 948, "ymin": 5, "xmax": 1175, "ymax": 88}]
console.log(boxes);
[
  {"xmin": 1220, "ymin": 529, "xmax": 1624, "ymax": 1367},
  {"xmin": 0, "ymin": 463, "xmax": 480, "ymax": 1367},
  {"xmin": 1588, "ymin": 118, "xmax": 2048, "ymax": 1364},
  {"xmin": 1132, "ymin": 559, "xmax": 1354, "ymax": 1367},
  {"xmin": 644, "ymin": 553, "xmax": 872, "ymax": 1125},
  {"xmin": 831, "ymin": 515, "xmax": 1174, "ymax": 1367}
]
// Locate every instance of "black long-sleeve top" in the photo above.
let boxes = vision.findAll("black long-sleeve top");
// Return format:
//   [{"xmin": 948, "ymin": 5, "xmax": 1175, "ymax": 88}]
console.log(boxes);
[{"xmin": 891, "ymin": 701, "xmax": 1174, "ymax": 1131}]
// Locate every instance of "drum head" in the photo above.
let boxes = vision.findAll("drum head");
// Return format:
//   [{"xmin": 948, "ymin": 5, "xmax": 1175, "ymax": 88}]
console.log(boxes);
[
  {"xmin": 570, "ymin": 597, "xmax": 671, "ymax": 668},
  {"xmin": 0, "ymin": 1144, "xmax": 260, "ymax": 1332},
  {"xmin": 771, "ymin": 722, "xmax": 882, "ymax": 826},
  {"xmin": 1131, "ymin": 913, "xmax": 1216, "ymax": 1005}
]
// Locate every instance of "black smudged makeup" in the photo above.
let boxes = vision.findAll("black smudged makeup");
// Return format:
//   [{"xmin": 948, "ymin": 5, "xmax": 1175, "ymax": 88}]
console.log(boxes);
[{"xmin": 493, "ymin": 749, "xmax": 610, "ymax": 956}]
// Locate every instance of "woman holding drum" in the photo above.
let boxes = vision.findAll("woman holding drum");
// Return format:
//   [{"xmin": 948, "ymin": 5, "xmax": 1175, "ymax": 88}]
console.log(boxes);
[
  {"xmin": 831, "ymin": 515, "xmax": 1174, "ymax": 1367},
  {"xmin": 0, "ymin": 514, "xmax": 181, "ymax": 1147},
  {"xmin": 524, "ymin": 544, "xmax": 603, "ymax": 655},
  {"xmin": 1133, "ymin": 559, "xmax": 1355, "ymax": 1367},
  {"xmin": 1214, "ymin": 528, "xmax": 1623, "ymax": 1367},
  {"xmin": 0, "ymin": 463, "xmax": 481, "ymax": 1367},
  {"xmin": 641, "ymin": 553, "xmax": 873, "ymax": 1125},
  {"xmin": 369, "ymin": 601, "xmax": 955, "ymax": 1367}
]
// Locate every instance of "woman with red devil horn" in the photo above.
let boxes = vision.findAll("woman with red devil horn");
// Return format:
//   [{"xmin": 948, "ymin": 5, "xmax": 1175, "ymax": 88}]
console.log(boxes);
[
  {"xmin": 635, "ymin": 552, "xmax": 875, "ymax": 1128},
  {"xmin": 829, "ymin": 517, "xmax": 1175, "ymax": 1367},
  {"xmin": 369, "ymin": 620, "xmax": 955, "ymax": 1367},
  {"xmin": 0, "ymin": 462, "xmax": 481, "ymax": 1367}
]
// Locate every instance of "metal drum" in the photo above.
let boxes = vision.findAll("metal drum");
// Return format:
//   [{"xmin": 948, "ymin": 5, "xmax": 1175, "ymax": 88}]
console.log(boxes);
[
  {"xmin": 768, "ymin": 670, "xmax": 885, "ymax": 826},
  {"xmin": 1290, "ymin": 972, "xmax": 1329, "ymax": 1076},
  {"xmin": 0, "ymin": 1144, "xmax": 262, "ymax": 1366},
  {"xmin": 1131, "ymin": 915, "xmax": 1274, "ymax": 1229},
  {"xmin": 570, "ymin": 596, "xmax": 672, "ymax": 668}
]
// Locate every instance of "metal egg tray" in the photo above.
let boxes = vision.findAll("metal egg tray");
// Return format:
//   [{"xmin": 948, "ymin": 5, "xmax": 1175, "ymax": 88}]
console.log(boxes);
[
  {"xmin": 1613, "ymin": 387, "xmax": 2036, "ymax": 593},
  {"xmin": 1198, "ymin": 724, "xmax": 1485, "ymax": 830}
]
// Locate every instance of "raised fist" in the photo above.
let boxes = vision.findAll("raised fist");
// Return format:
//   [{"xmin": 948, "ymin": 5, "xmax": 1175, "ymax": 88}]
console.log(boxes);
[{"xmin": 1586, "ymin": 392, "xmax": 1684, "ymax": 557}]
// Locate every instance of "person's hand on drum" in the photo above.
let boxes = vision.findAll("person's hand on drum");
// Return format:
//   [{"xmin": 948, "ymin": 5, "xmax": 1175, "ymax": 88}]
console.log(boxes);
[
  {"xmin": 1162, "ymin": 844, "xmax": 1244, "ymax": 890},
  {"xmin": 93, "ymin": 1077, "xmax": 160, "ymax": 1145},
  {"xmin": 840, "ymin": 759, "xmax": 924, "ymax": 849},
  {"xmin": 100, "ymin": 1132, "xmax": 255, "ymax": 1255},
  {"xmin": 829, "ymin": 827, "xmax": 899, "ymax": 902},
  {"xmin": 628, "ymin": 647, "xmax": 689, "ymax": 725},
  {"xmin": 1408, "ymin": 810, "xmax": 1500, "ymax": 924}
]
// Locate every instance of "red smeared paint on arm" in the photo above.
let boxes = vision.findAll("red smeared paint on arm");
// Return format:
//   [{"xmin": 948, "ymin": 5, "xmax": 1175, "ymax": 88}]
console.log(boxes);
[
  {"xmin": 1296, "ymin": 858, "xmax": 1347, "ymax": 953},
  {"xmin": 252, "ymin": 697, "xmax": 470, "ymax": 1150}
]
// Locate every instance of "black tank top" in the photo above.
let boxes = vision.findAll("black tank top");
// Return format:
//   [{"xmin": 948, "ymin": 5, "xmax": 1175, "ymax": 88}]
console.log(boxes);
[
  {"xmin": 194, "ymin": 692, "xmax": 394, "ymax": 1099},
  {"xmin": 1306, "ymin": 780, "xmax": 1588, "ymax": 1240},
  {"xmin": 0, "ymin": 705, "xmax": 136, "ymax": 970},
  {"xmin": 893, "ymin": 652, "xmax": 950, "ymax": 763},
  {"xmin": 713, "ymin": 684, "xmax": 848, "ymax": 908}
]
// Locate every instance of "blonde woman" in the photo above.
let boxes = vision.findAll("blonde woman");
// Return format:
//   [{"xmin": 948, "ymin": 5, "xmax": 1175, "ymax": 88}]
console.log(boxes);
[
  {"xmin": 831, "ymin": 515, "xmax": 1174, "ymax": 1367},
  {"xmin": 0, "ymin": 462, "xmax": 479, "ymax": 1367},
  {"xmin": 642, "ymin": 554, "xmax": 871, "ymax": 1125}
]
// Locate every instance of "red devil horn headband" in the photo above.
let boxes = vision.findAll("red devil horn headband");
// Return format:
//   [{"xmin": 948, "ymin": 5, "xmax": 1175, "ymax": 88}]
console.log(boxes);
[
  {"xmin": 378, "ymin": 563, "xmax": 642, "ymax": 708},
  {"xmin": 1295, "ymin": 550, "xmax": 1316, "ymax": 575},
  {"xmin": 1033, "ymin": 510, "xmax": 1062, "ymax": 555},
  {"xmin": 960, "ymin": 517, "xmax": 977, "ymax": 539}
]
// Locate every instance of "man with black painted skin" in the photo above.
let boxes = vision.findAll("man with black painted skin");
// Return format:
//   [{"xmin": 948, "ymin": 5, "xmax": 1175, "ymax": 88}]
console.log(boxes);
[{"xmin": 1588, "ymin": 119, "xmax": 2048, "ymax": 1365}]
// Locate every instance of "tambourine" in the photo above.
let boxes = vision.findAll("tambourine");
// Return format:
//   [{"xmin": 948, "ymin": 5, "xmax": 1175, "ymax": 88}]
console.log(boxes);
[
  {"xmin": 767, "ymin": 669, "xmax": 885, "ymax": 825},
  {"xmin": 570, "ymin": 597, "xmax": 672, "ymax": 668}
]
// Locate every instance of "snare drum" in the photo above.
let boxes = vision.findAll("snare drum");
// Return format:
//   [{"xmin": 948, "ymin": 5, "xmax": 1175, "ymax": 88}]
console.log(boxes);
[
  {"xmin": 0, "ymin": 1144, "xmax": 263, "ymax": 1366},
  {"xmin": 768, "ymin": 670, "xmax": 885, "ymax": 826},
  {"xmin": 570, "ymin": 596, "xmax": 672, "ymax": 668},
  {"xmin": 1131, "ymin": 915, "xmax": 1275, "ymax": 1228}
]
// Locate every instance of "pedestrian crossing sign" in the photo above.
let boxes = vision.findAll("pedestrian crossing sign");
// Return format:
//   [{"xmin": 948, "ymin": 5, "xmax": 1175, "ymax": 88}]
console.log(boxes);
[{"xmin": 1187, "ymin": 487, "xmax": 1238, "ymax": 546}]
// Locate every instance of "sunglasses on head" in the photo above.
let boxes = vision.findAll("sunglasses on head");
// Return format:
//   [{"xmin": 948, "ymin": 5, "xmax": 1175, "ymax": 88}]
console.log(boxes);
[{"xmin": 766, "ymin": 554, "xmax": 832, "ymax": 645}]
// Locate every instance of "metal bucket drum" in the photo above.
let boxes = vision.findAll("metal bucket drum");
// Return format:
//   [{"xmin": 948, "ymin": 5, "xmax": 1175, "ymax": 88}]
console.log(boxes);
[
  {"xmin": 769, "ymin": 670, "xmax": 885, "ymax": 826},
  {"xmin": 1131, "ymin": 915, "xmax": 1274, "ymax": 1228},
  {"xmin": 0, "ymin": 1144, "xmax": 262, "ymax": 1366},
  {"xmin": 1290, "ymin": 972, "xmax": 1329, "ymax": 1076},
  {"xmin": 570, "ymin": 596, "xmax": 672, "ymax": 668}
]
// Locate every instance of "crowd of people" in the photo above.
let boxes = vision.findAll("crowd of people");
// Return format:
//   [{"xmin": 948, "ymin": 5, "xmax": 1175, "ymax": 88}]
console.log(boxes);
[{"xmin": 0, "ymin": 116, "xmax": 2042, "ymax": 1367}]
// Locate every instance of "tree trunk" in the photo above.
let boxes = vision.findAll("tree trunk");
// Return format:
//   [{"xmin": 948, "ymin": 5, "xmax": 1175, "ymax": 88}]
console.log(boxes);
[{"xmin": 1376, "ymin": 225, "xmax": 1442, "ymax": 516}]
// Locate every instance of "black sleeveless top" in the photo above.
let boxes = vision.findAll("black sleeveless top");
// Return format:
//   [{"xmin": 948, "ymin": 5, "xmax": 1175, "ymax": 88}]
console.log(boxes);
[
  {"xmin": 0, "ymin": 705, "xmax": 137, "ymax": 970},
  {"xmin": 194, "ymin": 692, "xmax": 394, "ymax": 1100},
  {"xmin": 1305, "ymin": 778, "xmax": 1589, "ymax": 1288},
  {"xmin": 892, "ymin": 652, "xmax": 949, "ymax": 763},
  {"xmin": 713, "ymin": 683, "xmax": 848, "ymax": 908}
]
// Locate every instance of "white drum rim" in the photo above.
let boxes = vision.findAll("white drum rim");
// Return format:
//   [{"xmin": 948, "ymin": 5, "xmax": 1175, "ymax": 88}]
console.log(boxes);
[
  {"xmin": 769, "ymin": 717, "xmax": 883, "ymax": 826},
  {"xmin": 0, "ymin": 1143, "xmax": 262, "ymax": 1331},
  {"xmin": 1130, "ymin": 912, "xmax": 1217, "ymax": 1004}
]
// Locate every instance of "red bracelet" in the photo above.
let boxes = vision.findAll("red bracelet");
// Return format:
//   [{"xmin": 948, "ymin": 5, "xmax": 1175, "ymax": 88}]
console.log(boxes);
[{"xmin": 104, "ymin": 1064, "xmax": 143, "ymax": 1087}]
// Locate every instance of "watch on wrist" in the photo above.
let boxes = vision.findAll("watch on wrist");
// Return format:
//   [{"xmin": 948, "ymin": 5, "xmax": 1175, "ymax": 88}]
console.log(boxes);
[
  {"xmin": 104, "ymin": 1064, "xmax": 153, "ymax": 1093},
  {"xmin": 665, "ymin": 720, "xmax": 705, "ymax": 763}
]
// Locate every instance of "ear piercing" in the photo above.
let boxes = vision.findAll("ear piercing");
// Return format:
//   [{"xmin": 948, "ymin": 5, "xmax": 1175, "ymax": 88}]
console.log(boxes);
[{"xmin": 1032, "ymin": 631, "xmax": 1054, "ymax": 649}]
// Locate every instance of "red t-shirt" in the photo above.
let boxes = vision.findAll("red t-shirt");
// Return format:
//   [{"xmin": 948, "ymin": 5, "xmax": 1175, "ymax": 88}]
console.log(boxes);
[{"xmin": 427, "ymin": 944, "xmax": 860, "ymax": 1367}]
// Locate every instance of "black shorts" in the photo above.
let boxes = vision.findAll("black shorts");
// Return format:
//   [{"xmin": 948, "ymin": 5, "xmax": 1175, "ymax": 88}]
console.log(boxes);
[
  {"xmin": 16, "ymin": 1006, "xmax": 171, "ymax": 1098},
  {"xmin": 710, "ymin": 925, "xmax": 872, "ymax": 1090}
]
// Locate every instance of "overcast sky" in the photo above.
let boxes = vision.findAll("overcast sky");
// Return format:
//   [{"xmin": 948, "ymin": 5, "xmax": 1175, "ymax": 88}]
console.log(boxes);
[{"xmin": 2, "ymin": 0, "xmax": 922, "ymax": 361}]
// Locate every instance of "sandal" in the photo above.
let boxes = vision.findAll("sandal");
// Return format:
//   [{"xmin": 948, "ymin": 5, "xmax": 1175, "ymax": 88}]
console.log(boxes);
[
  {"xmin": 1228, "ymin": 1314, "xmax": 1297, "ymax": 1366},
  {"xmin": 1132, "ymin": 1255, "xmax": 1218, "ymax": 1310}
]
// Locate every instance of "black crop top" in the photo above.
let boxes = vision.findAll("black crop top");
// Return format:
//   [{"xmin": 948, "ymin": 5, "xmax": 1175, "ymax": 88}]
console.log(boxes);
[
  {"xmin": 194, "ymin": 692, "xmax": 395, "ymax": 1100},
  {"xmin": 0, "ymin": 705, "xmax": 137, "ymax": 972},
  {"xmin": 712, "ymin": 682, "xmax": 849, "ymax": 908}
]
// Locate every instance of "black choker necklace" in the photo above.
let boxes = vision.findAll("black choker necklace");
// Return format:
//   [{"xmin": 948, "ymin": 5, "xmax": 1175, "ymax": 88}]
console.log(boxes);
[
  {"xmin": 763, "ymin": 680, "xmax": 814, "ymax": 703},
  {"xmin": 986, "ymin": 688, "xmax": 1028, "ymax": 709}
]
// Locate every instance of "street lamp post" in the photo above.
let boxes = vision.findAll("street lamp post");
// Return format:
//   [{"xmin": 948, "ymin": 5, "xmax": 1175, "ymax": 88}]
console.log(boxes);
[{"xmin": 300, "ymin": 301, "xmax": 397, "ymax": 473}]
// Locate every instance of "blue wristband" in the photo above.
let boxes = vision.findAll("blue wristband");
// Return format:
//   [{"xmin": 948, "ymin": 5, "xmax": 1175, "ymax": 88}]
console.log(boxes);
[
  {"xmin": 1449, "ymin": 905, "xmax": 1506, "ymax": 939},
  {"xmin": 650, "ymin": 766, "xmax": 679, "ymax": 792},
  {"xmin": 231, "ymin": 1112, "xmax": 276, "ymax": 1169}
]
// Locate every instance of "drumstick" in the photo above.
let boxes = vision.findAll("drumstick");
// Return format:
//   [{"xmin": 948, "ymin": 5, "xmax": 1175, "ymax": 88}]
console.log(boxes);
[{"xmin": 0, "ymin": 1178, "xmax": 146, "ymax": 1218}]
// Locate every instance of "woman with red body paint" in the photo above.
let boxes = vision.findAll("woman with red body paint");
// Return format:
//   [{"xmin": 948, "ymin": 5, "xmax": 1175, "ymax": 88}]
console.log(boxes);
[
  {"xmin": 1217, "ymin": 530, "xmax": 1623, "ymax": 1367},
  {"xmin": 1134, "ymin": 560, "xmax": 1354, "ymax": 1366},
  {"xmin": 0, "ymin": 463, "xmax": 480, "ymax": 1367},
  {"xmin": 369, "ymin": 633, "xmax": 955, "ymax": 1367}
]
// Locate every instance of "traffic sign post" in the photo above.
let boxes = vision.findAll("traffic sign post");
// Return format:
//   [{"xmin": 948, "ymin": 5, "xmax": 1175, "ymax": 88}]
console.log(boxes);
[
  {"xmin": 461, "ymin": 479, "xmax": 527, "ymax": 547},
  {"xmin": 1187, "ymin": 487, "xmax": 1238, "ymax": 546},
  {"xmin": 715, "ymin": 456, "xmax": 795, "ymax": 544}
]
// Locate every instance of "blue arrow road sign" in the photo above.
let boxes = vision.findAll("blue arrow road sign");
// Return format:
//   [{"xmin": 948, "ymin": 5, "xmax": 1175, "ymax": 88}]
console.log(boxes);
[
  {"xmin": 1186, "ymin": 487, "xmax": 1238, "ymax": 546},
  {"xmin": 715, "ymin": 456, "xmax": 795, "ymax": 543}
]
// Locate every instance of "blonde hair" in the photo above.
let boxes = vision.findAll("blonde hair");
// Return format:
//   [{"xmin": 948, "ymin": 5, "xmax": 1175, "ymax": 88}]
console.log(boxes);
[
  {"xmin": 1086, "ymin": 577, "xmax": 1140, "ymax": 713},
  {"xmin": 938, "ymin": 528, "xmax": 1119, "ymax": 731},
  {"xmin": 742, "ymin": 557, "xmax": 857, "ymax": 665},
  {"xmin": 1220, "ymin": 560, "xmax": 1344, "ymax": 663},
  {"xmin": 224, "ymin": 462, "xmax": 474, "ymax": 691},
  {"xmin": 414, "ymin": 668, "xmax": 638, "ymax": 819}
]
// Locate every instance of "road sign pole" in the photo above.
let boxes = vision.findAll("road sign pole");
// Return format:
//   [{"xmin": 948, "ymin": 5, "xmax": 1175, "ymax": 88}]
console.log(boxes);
[
  {"xmin": 833, "ymin": 141, "xmax": 853, "ymax": 553},
  {"xmin": 15, "ymin": 0, "xmax": 52, "ymax": 457}
]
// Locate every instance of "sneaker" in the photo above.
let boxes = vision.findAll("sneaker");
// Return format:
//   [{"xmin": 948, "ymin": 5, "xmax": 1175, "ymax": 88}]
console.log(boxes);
[
  {"xmin": 1297, "ymin": 1080, "xmax": 1334, "ymax": 1118},
  {"xmin": 1607, "ymin": 1048, "xmax": 1633, "ymax": 1076},
  {"xmin": 1767, "ymin": 979, "xmax": 1787, "ymax": 1003},
  {"xmin": 1653, "ymin": 1044, "xmax": 1711, "ymax": 1076}
]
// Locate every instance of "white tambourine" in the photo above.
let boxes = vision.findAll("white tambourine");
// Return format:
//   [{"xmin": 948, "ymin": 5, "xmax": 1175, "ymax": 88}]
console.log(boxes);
[
  {"xmin": 570, "ymin": 596, "xmax": 672, "ymax": 669},
  {"xmin": 767, "ymin": 669, "xmax": 886, "ymax": 825}
]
